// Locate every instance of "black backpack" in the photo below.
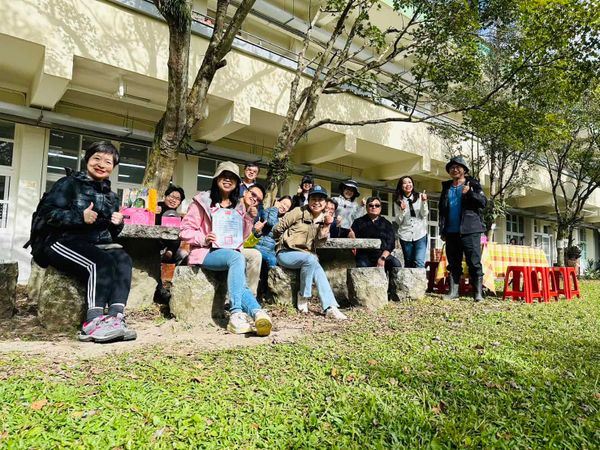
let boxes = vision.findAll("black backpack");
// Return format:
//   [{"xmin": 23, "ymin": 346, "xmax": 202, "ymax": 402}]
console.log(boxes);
[
  {"xmin": 23, "ymin": 191, "xmax": 52, "ymax": 265},
  {"xmin": 24, "ymin": 169, "xmax": 78, "ymax": 266}
]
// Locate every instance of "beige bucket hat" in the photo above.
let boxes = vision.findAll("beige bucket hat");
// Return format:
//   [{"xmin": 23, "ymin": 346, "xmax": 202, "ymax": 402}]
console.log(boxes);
[{"xmin": 213, "ymin": 161, "xmax": 241, "ymax": 183}]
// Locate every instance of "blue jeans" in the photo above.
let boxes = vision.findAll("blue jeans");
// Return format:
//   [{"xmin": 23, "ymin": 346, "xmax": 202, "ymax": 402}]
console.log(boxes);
[
  {"xmin": 255, "ymin": 244, "xmax": 278, "ymax": 268},
  {"xmin": 277, "ymin": 250, "xmax": 338, "ymax": 310},
  {"xmin": 400, "ymin": 235, "xmax": 428, "ymax": 268},
  {"xmin": 201, "ymin": 249, "xmax": 261, "ymax": 318}
]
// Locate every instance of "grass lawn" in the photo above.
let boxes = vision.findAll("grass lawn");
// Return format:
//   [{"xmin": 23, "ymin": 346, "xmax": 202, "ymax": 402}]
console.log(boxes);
[{"xmin": 1, "ymin": 282, "xmax": 600, "ymax": 449}]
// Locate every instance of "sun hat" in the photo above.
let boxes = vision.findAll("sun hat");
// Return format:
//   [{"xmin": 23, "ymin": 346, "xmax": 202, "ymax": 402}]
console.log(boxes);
[
  {"xmin": 339, "ymin": 179, "xmax": 360, "ymax": 199},
  {"xmin": 213, "ymin": 161, "xmax": 241, "ymax": 182}
]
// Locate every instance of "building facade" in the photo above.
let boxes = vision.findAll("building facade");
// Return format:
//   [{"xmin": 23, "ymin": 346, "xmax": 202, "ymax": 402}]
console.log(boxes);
[{"xmin": 1, "ymin": 0, "xmax": 599, "ymax": 281}]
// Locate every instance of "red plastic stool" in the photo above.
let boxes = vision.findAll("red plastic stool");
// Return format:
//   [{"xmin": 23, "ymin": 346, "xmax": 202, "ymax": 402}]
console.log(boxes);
[
  {"xmin": 503, "ymin": 266, "xmax": 544, "ymax": 303},
  {"xmin": 551, "ymin": 267, "xmax": 581, "ymax": 299},
  {"xmin": 542, "ymin": 267, "xmax": 559, "ymax": 301}
]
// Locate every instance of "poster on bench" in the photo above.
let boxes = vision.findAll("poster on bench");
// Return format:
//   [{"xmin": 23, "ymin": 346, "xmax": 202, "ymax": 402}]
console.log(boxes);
[{"xmin": 210, "ymin": 207, "xmax": 244, "ymax": 249}]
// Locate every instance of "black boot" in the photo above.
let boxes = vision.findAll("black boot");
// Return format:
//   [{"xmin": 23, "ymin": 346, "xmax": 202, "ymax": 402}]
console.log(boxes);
[
  {"xmin": 473, "ymin": 276, "xmax": 484, "ymax": 302},
  {"xmin": 444, "ymin": 278, "xmax": 460, "ymax": 300}
]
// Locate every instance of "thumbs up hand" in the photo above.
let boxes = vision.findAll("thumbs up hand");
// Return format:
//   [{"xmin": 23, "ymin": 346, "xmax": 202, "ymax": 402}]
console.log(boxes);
[
  {"xmin": 420, "ymin": 190, "xmax": 428, "ymax": 201},
  {"xmin": 83, "ymin": 202, "xmax": 98, "ymax": 224},
  {"xmin": 254, "ymin": 219, "xmax": 266, "ymax": 233},
  {"xmin": 462, "ymin": 182, "xmax": 471, "ymax": 194}
]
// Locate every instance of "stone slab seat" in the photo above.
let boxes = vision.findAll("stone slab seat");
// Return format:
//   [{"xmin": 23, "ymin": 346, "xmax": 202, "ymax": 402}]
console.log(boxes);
[
  {"xmin": 347, "ymin": 267, "xmax": 389, "ymax": 310},
  {"xmin": 266, "ymin": 238, "xmax": 382, "ymax": 307},
  {"xmin": 390, "ymin": 268, "xmax": 427, "ymax": 301},
  {"xmin": 169, "ymin": 265, "xmax": 228, "ymax": 325}
]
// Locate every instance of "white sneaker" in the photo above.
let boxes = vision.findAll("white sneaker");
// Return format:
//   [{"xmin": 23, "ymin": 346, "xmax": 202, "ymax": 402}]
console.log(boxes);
[
  {"xmin": 297, "ymin": 294, "xmax": 309, "ymax": 314},
  {"xmin": 325, "ymin": 306, "xmax": 348, "ymax": 321},
  {"xmin": 254, "ymin": 310, "xmax": 272, "ymax": 337},
  {"xmin": 227, "ymin": 312, "xmax": 253, "ymax": 334}
]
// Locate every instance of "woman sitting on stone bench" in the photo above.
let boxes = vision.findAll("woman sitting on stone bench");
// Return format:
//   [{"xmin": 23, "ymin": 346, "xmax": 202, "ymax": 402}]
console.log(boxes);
[
  {"xmin": 179, "ymin": 161, "xmax": 272, "ymax": 336},
  {"xmin": 273, "ymin": 185, "xmax": 347, "ymax": 320},
  {"xmin": 32, "ymin": 141, "xmax": 136, "ymax": 343}
]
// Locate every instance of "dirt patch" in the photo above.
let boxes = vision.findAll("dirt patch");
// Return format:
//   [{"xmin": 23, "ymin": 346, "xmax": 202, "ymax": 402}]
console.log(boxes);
[{"xmin": 0, "ymin": 289, "xmax": 348, "ymax": 360}]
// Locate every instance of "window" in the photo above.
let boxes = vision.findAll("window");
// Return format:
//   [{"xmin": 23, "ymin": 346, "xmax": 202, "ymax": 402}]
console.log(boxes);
[
  {"xmin": 0, "ymin": 175, "xmax": 9, "ymax": 228},
  {"xmin": 118, "ymin": 143, "xmax": 148, "ymax": 185},
  {"xmin": 197, "ymin": 157, "xmax": 224, "ymax": 191},
  {"xmin": 46, "ymin": 130, "xmax": 149, "ymax": 194},
  {"xmin": 428, "ymin": 199, "xmax": 441, "ymax": 251},
  {"xmin": 372, "ymin": 190, "xmax": 390, "ymax": 216},
  {"xmin": 506, "ymin": 213, "xmax": 524, "ymax": 244},
  {"xmin": 0, "ymin": 120, "xmax": 15, "ymax": 229}
]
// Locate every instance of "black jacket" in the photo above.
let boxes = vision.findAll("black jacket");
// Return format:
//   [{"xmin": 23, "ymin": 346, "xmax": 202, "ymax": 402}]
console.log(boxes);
[
  {"xmin": 37, "ymin": 171, "xmax": 123, "ymax": 252},
  {"xmin": 438, "ymin": 176, "xmax": 487, "ymax": 237},
  {"xmin": 291, "ymin": 193, "xmax": 309, "ymax": 210},
  {"xmin": 350, "ymin": 214, "xmax": 396, "ymax": 259}
]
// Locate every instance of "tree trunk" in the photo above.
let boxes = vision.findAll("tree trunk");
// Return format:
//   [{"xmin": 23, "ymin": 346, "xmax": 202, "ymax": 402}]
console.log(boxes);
[{"xmin": 556, "ymin": 223, "xmax": 567, "ymax": 267}]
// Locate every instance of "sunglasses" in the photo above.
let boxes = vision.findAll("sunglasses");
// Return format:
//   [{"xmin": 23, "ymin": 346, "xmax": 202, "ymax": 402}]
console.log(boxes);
[{"xmin": 368, "ymin": 203, "xmax": 382, "ymax": 208}]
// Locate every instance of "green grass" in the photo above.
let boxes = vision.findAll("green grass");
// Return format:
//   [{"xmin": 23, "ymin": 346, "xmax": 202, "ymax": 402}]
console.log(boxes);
[{"xmin": 2, "ymin": 283, "xmax": 600, "ymax": 449}]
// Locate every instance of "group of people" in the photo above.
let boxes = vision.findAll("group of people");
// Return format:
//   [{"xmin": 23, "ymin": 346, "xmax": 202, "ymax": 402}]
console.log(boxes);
[{"xmin": 30, "ymin": 140, "xmax": 487, "ymax": 343}]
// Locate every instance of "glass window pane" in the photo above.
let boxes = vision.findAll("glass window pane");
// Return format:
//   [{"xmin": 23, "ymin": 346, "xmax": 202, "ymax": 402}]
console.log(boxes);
[
  {"xmin": 198, "ymin": 157, "xmax": 217, "ymax": 176},
  {"xmin": 45, "ymin": 180, "xmax": 55, "ymax": 193},
  {"xmin": 48, "ymin": 130, "xmax": 80, "ymax": 175},
  {"xmin": 119, "ymin": 143, "xmax": 148, "ymax": 185},
  {"xmin": 0, "ymin": 121, "xmax": 15, "ymax": 140},
  {"xmin": 0, "ymin": 141, "xmax": 12, "ymax": 166},
  {"xmin": 197, "ymin": 175, "xmax": 213, "ymax": 192},
  {"xmin": 0, "ymin": 175, "xmax": 9, "ymax": 228}
]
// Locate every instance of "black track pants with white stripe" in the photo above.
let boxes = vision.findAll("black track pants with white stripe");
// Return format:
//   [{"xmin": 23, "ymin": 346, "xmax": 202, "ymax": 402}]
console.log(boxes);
[{"xmin": 45, "ymin": 239, "xmax": 133, "ymax": 313}]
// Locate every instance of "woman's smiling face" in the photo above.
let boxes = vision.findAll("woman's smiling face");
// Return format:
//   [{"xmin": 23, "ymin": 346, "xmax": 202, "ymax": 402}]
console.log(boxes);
[
  {"xmin": 86, "ymin": 152, "xmax": 114, "ymax": 181},
  {"xmin": 216, "ymin": 171, "xmax": 238, "ymax": 194}
]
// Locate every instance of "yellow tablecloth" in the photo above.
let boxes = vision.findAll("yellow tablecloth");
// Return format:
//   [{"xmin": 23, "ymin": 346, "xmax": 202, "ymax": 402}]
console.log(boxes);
[{"xmin": 435, "ymin": 243, "xmax": 549, "ymax": 292}]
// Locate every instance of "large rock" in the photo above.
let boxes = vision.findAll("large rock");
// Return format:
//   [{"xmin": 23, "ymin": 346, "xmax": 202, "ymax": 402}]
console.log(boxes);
[
  {"xmin": 348, "ymin": 267, "xmax": 389, "ymax": 310},
  {"xmin": 28, "ymin": 262, "xmax": 86, "ymax": 332},
  {"xmin": 390, "ymin": 268, "xmax": 427, "ymax": 301},
  {"xmin": 317, "ymin": 249, "xmax": 353, "ymax": 305},
  {"xmin": 169, "ymin": 266, "xmax": 225, "ymax": 324},
  {"xmin": 267, "ymin": 266, "xmax": 300, "ymax": 306},
  {"xmin": 0, "ymin": 261, "xmax": 18, "ymax": 319},
  {"xmin": 118, "ymin": 238, "xmax": 161, "ymax": 311}
]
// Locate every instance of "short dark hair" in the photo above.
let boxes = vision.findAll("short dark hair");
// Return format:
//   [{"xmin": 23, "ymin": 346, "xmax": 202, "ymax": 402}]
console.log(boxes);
[
  {"xmin": 278, "ymin": 195, "xmax": 292, "ymax": 203},
  {"xmin": 84, "ymin": 141, "xmax": 120, "ymax": 166},
  {"xmin": 249, "ymin": 183, "xmax": 266, "ymax": 199},
  {"xmin": 326, "ymin": 198, "xmax": 338, "ymax": 209},
  {"xmin": 366, "ymin": 196, "xmax": 381, "ymax": 205},
  {"xmin": 164, "ymin": 185, "xmax": 185, "ymax": 202},
  {"xmin": 245, "ymin": 162, "xmax": 260, "ymax": 170}
]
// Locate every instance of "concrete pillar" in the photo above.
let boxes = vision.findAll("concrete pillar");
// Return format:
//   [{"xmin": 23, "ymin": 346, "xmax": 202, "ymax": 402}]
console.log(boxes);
[
  {"xmin": 10, "ymin": 125, "xmax": 47, "ymax": 282},
  {"xmin": 174, "ymin": 153, "xmax": 199, "ymax": 212}
]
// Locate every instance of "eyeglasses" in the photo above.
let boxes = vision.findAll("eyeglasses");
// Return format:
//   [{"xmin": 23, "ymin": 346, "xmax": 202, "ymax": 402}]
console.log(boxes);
[
  {"xmin": 449, "ymin": 165, "xmax": 463, "ymax": 171},
  {"xmin": 367, "ymin": 203, "xmax": 382, "ymax": 208},
  {"xmin": 166, "ymin": 194, "xmax": 182, "ymax": 201},
  {"xmin": 248, "ymin": 191, "xmax": 263, "ymax": 202}
]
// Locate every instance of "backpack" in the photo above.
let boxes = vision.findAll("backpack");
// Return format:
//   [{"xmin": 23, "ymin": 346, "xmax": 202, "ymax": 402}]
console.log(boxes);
[
  {"xmin": 23, "ymin": 191, "xmax": 52, "ymax": 265},
  {"xmin": 23, "ymin": 170, "xmax": 79, "ymax": 266}
]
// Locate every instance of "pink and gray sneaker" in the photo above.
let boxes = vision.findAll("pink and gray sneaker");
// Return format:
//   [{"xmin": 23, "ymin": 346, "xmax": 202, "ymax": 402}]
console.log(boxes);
[
  {"xmin": 78, "ymin": 315, "xmax": 125, "ymax": 343},
  {"xmin": 114, "ymin": 313, "xmax": 137, "ymax": 341}
]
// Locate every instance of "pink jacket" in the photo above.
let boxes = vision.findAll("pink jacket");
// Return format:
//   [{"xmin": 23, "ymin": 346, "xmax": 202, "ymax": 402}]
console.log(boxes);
[{"xmin": 179, "ymin": 191, "xmax": 254, "ymax": 265}]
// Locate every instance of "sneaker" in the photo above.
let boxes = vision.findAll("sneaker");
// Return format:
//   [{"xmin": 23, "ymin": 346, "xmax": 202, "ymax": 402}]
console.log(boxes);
[
  {"xmin": 78, "ymin": 315, "xmax": 125, "ymax": 343},
  {"xmin": 227, "ymin": 312, "xmax": 254, "ymax": 334},
  {"xmin": 325, "ymin": 306, "xmax": 348, "ymax": 321},
  {"xmin": 254, "ymin": 310, "xmax": 272, "ymax": 337},
  {"xmin": 114, "ymin": 313, "xmax": 137, "ymax": 341},
  {"xmin": 297, "ymin": 294, "xmax": 309, "ymax": 314}
]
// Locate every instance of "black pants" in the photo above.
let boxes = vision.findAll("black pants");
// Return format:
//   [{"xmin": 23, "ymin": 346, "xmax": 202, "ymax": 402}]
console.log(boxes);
[
  {"xmin": 445, "ymin": 232, "xmax": 482, "ymax": 283},
  {"xmin": 356, "ymin": 253, "xmax": 402, "ymax": 272},
  {"xmin": 45, "ymin": 239, "xmax": 132, "ymax": 317}
]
